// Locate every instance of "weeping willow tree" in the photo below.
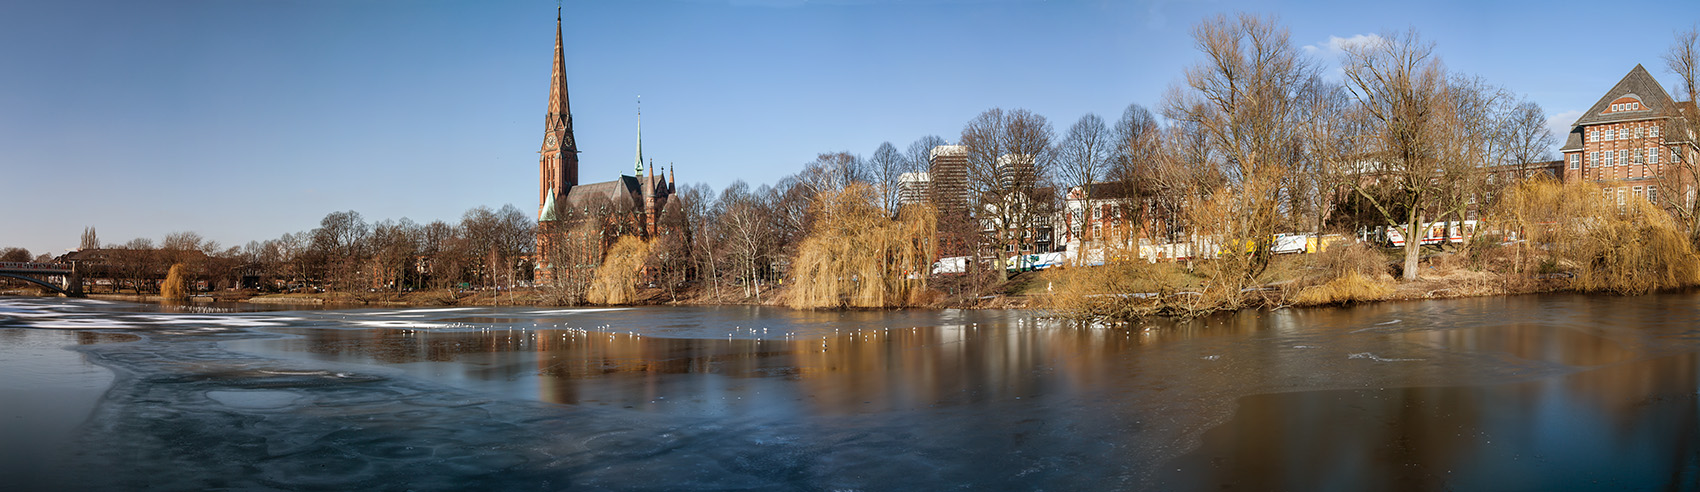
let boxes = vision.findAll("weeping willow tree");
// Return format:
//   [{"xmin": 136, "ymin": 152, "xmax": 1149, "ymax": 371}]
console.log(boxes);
[
  {"xmin": 788, "ymin": 184, "xmax": 938, "ymax": 309},
  {"xmin": 160, "ymin": 263, "xmax": 189, "ymax": 301},
  {"xmin": 587, "ymin": 236, "xmax": 651, "ymax": 305},
  {"xmin": 1493, "ymin": 179, "xmax": 1700, "ymax": 295}
]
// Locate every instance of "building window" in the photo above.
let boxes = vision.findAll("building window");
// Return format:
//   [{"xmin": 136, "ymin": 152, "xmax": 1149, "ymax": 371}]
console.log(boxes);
[
  {"xmin": 1652, "ymin": 146, "xmax": 1661, "ymax": 164},
  {"xmin": 1635, "ymin": 186, "xmax": 1643, "ymax": 200},
  {"xmin": 1604, "ymin": 151, "xmax": 1614, "ymax": 167},
  {"xmin": 1634, "ymin": 148, "xmax": 1644, "ymax": 164},
  {"xmin": 1650, "ymin": 186, "xmax": 1659, "ymax": 203},
  {"xmin": 1589, "ymin": 129, "xmax": 1598, "ymax": 142},
  {"xmin": 1635, "ymin": 127, "xmax": 1644, "ymax": 139},
  {"xmin": 1652, "ymin": 125, "xmax": 1661, "ymax": 137},
  {"xmin": 1570, "ymin": 154, "xmax": 1580, "ymax": 169}
]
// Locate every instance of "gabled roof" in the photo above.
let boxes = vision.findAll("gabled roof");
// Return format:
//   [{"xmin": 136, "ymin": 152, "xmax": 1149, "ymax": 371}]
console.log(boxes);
[
  {"xmin": 1559, "ymin": 128, "xmax": 1584, "ymax": 152},
  {"xmin": 563, "ymin": 176, "xmax": 642, "ymax": 208},
  {"xmin": 1571, "ymin": 64, "xmax": 1678, "ymax": 128}
]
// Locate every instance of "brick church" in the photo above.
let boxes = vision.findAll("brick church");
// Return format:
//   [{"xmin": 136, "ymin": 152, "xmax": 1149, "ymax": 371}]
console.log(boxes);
[{"xmin": 534, "ymin": 8, "xmax": 676, "ymax": 284}]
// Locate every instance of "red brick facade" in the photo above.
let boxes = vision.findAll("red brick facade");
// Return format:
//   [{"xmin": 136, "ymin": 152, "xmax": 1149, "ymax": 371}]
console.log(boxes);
[{"xmin": 1559, "ymin": 65, "xmax": 1700, "ymax": 207}]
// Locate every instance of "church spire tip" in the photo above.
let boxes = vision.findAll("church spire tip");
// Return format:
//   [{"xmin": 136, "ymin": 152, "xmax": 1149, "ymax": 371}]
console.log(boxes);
[{"xmin": 634, "ymin": 97, "xmax": 644, "ymax": 176}]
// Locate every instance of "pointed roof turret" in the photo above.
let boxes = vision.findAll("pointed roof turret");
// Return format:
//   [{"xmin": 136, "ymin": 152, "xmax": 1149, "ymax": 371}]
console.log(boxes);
[{"xmin": 540, "ymin": 187, "xmax": 559, "ymax": 221}]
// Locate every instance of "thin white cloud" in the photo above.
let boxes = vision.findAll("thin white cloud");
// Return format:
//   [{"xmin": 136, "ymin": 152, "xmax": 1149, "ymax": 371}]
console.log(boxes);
[
  {"xmin": 1546, "ymin": 109, "xmax": 1584, "ymax": 151},
  {"xmin": 1303, "ymin": 33, "xmax": 1385, "ymax": 59}
]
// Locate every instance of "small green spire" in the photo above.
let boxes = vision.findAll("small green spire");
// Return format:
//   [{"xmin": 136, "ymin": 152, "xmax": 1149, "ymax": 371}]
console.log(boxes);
[{"xmin": 540, "ymin": 187, "xmax": 558, "ymax": 221}]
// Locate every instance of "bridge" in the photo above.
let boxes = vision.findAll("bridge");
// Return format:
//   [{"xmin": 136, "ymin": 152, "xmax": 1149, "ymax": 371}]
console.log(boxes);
[{"xmin": 0, "ymin": 261, "xmax": 83, "ymax": 296}]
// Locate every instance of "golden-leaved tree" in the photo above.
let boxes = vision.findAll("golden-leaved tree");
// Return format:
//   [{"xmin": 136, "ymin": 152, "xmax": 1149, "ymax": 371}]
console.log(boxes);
[
  {"xmin": 161, "ymin": 263, "xmax": 189, "ymax": 301},
  {"xmin": 586, "ymin": 236, "xmax": 651, "ymax": 305},
  {"xmin": 788, "ymin": 184, "xmax": 937, "ymax": 309},
  {"xmin": 1494, "ymin": 179, "xmax": 1700, "ymax": 295}
]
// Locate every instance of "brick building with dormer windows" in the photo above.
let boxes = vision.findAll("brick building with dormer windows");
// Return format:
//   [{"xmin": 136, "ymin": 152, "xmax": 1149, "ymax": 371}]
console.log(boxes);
[{"xmin": 1559, "ymin": 65, "xmax": 1700, "ymax": 207}]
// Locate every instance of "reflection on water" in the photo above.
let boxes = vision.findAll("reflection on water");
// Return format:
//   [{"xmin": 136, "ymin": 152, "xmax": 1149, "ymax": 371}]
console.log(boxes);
[
  {"xmin": 0, "ymin": 328, "xmax": 134, "ymax": 490},
  {"xmin": 1166, "ymin": 353, "xmax": 1700, "ymax": 490},
  {"xmin": 6, "ymin": 293, "xmax": 1700, "ymax": 489}
]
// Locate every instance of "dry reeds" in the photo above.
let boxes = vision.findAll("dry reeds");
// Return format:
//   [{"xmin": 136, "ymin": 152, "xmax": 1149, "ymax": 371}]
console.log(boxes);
[
  {"xmin": 1040, "ymin": 247, "xmax": 1191, "ymax": 321},
  {"xmin": 1288, "ymin": 240, "xmax": 1395, "ymax": 305},
  {"xmin": 1292, "ymin": 271, "xmax": 1393, "ymax": 305},
  {"xmin": 787, "ymin": 184, "xmax": 938, "ymax": 309},
  {"xmin": 586, "ymin": 236, "xmax": 651, "ymax": 305}
]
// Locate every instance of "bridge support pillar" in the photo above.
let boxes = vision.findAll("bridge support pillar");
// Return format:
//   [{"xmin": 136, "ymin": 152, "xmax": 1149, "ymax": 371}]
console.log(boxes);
[{"xmin": 65, "ymin": 262, "xmax": 84, "ymax": 297}]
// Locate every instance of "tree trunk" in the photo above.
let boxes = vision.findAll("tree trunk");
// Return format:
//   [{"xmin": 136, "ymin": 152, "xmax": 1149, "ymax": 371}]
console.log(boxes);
[{"xmin": 1403, "ymin": 209, "xmax": 1422, "ymax": 281}]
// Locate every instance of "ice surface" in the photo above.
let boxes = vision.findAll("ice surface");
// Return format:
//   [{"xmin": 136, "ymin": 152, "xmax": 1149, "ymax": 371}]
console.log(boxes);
[{"xmin": 3, "ymin": 293, "xmax": 1699, "ymax": 489}]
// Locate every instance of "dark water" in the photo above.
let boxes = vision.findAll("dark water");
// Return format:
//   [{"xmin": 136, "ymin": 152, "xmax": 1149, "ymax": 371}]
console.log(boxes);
[{"xmin": 2, "ymin": 294, "xmax": 1699, "ymax": 490}]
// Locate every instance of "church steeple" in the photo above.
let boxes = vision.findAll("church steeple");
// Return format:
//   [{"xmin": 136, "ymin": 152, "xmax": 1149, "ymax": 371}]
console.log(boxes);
[
  {"xmin": 539, "ymin": 6, "xmax": 579, "ymax": 220},
  {"xmin": 634, "ymin": 97, "xmax": 644, "ymax": 176},
  {"xmin": 547, "ymin": 7, "xmax": 572, "ymax": 136}
]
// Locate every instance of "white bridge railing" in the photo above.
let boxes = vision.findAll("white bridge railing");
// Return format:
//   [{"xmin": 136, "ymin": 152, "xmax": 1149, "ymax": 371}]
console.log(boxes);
[{"xmin": 0, "ymin": 262, "xmax": 71, "ymax": 272}]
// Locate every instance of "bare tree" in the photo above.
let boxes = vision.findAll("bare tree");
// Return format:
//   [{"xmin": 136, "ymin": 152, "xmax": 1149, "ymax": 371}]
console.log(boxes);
[
  {"xmin": 1293, "ymin": 76, "xmax": 1364, "ymax": 236},
  {"xmin": 906, "ymin": 135, "xmax": 948, "ymax": 173},
  {"xmin": 799, "ymin": 152, "xmax": 869, "ymax": 196},
  {"xmin": 311, "ymin": 211, "xmax": 370, "ymax": 292},
  {"xmin": 960, "ymin": 107, "xmax": 1055, "ymax": 279},
  {"xmin": 80, "ymin": 227, "xmax": 99, "ymax": 251},
  {"xmin": 1341, "ymin": 30, "xmax": 1463, "ymax": 280},
  {"xmin": 1110, "ymin": 103, "xmax": 1160, "ymax": 186},
  {"xmin": 0, "ymin": 247, "xmax": 30, "ymax": 262},
  {"xmin": 368, "ymin": 219, "xmax": 421, "ymax": 291},
  {"xmin": 1503, "ymin": 100, "xmax": 1557, "ymax": 177},
  {"xmin": 1658, "ymin": 25, "xmax": 1700, "ymax": 247},
  {"xmin": 1056, "ymin": 113, "xmax": 1113, "ymax": 245},
  {"xmin": 1108, "ymin": 104, "xmax": 1163, "ymax": 246},
  {"xmin": 1164, "ymin": 13, "xmax": 1315, "ymax": 281},
  {"xmin": 677, "ymin": 183, "xmax": 722, "ymax": 298},
  {"xmin": 715, "ymin": 181, "xmax": 775, "ymax": 301},
  {"xmin": 870, "ymin": 142, "xmax": 906, "ymax": 217},
  {"xmin": 461, "ymin": 205, "xmax": 535, "ymax": 302}
]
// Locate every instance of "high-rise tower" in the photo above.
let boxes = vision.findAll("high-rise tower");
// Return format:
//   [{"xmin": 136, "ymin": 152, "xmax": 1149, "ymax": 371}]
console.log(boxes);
[{"xmin": 538, "ymin": 6, "xmax": 578, "ymax": 221}]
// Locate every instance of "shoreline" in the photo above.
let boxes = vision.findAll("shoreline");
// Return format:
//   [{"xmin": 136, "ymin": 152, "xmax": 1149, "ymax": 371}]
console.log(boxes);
[{"xmin": 0, "ymin": 273, "xmax": 1624, "ymax": 316}]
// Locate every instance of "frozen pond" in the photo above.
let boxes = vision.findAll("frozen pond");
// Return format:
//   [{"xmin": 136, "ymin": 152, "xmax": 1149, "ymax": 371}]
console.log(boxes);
[{"xmin": 2, "ymin": 294, "xmax": 1698, "ymax": 489}]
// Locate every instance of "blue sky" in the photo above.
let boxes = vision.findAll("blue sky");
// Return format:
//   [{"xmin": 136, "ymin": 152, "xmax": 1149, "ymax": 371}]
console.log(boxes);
[{"xmin": 3, "ymin": 0, "xmax": 1697, "ymax": 256}]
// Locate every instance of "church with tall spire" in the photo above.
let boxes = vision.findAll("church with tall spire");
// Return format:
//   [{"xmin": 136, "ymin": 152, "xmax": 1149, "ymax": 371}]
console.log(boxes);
[{"xmin": 534, "ymin": 7, "xmax": 677, "ymax": 284}]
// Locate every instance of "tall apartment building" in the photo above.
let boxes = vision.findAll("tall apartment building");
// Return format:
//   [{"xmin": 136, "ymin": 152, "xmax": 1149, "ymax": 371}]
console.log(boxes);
[
  {"xmin": 897, "ymin": 172, "xmax": 931, "ymax": 207},
  {"xmin": 925, "ymin": 145, "xmax": 975, "ymax": 257},
  {"xmin": 927, "ymin": 145, "xmax": 968, "ymax": 212},
  {"xmin": 1559, "ymin": 64, "xmax": 1700, "ymax": 206}
]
